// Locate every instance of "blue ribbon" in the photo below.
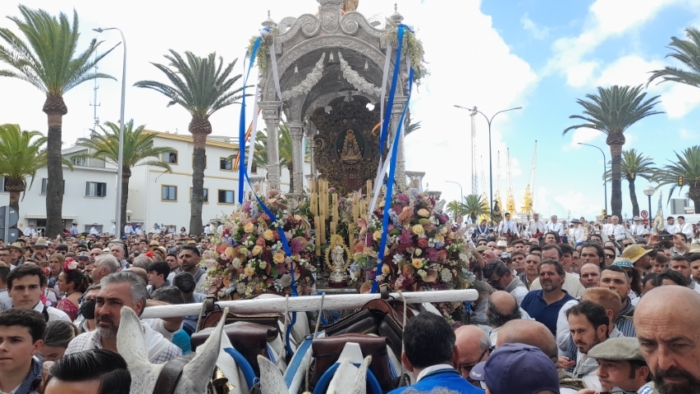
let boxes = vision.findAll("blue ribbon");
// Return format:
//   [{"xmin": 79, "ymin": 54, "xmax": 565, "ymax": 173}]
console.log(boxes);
[
  {"xmin": 237, "ymin": 29, "xmax": 297, "ymax": 296},
  {"xmin": 372, "ymin": 66, "xmax": 415, "ymax": 293},
  {"xmin": 378, "ymin": 26, "xmax": 405, "ymax": 154}
]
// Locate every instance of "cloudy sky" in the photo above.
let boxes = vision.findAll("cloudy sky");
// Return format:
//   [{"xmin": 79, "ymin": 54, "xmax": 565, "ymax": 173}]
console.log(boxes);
[{"xmin": 1, "ymin": 0, "xmax": 699, "ymax": 220}]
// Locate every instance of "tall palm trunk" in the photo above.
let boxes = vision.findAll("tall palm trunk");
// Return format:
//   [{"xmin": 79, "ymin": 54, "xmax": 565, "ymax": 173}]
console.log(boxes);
[
  {"xmin": 627, "ymin": 176, "xmax": 640, "ymax": 217},
  {"xmin": 44, "ymin": 95, "xmax": 67, "ymax": 237},
  {"xmin": 189, "ymin": 117, "xmax": 211, "ymax": 235},
  {"xmin": 690, "ymin": 186, "xmax": 700, "ymax": 214},
  {"xmin": 120, "ymin": 167, "xmax": 131, "ymax": 233},
  {"xmin": 8, "ymin": 191, "xmax": 20, "ymax": 213},
  {"xmin": 608, "ymin": 136, "xmax": 624, "ymax": 218},
  {"xmin": 5, "ymin": 178, "xmax": 24, "ymax": 214},
  {"xmin": 287, "ymin": 163, "xmax": 294, "ymax": 193}
]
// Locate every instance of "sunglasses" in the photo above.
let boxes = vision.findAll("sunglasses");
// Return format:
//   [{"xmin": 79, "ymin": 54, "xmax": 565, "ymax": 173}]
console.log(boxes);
[
  {"xmin": 458, "ymin": 346, "xmax": 494, "ymax": 374},
  {"xmin": 605, "ymin": 254, "xmax": 615, "ymax": 258}
]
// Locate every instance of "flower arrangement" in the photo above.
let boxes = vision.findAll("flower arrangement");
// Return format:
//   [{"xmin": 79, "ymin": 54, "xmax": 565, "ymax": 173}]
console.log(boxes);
[
  {"xmin": 352, "ymin": 189, "xmax": 476, "ymax": 295},
  {"xmin": 204, "ymin": 190, "xmax": 317, "ymax": 298}
]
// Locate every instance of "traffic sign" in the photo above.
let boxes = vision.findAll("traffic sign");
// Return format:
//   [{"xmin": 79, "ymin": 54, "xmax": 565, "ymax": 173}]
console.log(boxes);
[
  {"xmin": 0, "ymin": 206, "xmax": 19, "ymax": 244},
  {"xmin": 641, "ymin": 210, "xmax": 649, "ymax": 219}
]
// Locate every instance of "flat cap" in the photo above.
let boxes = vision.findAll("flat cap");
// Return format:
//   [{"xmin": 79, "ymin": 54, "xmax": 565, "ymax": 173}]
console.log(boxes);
[{"xmin": 588, "ymin": 337, "xmax": 645, "ymax": 361}]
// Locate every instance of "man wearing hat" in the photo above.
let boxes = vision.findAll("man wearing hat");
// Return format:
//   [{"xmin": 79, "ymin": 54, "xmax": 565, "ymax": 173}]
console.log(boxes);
[
  {"xmin": 22, "ymin": 223, "xmax": 36, "ymax": 237},
  {"xmin": 469, "ymin": 343, "xmax": 560, "ymax": 394},
  {"xmin": 89, "ymin": 223, "xmax": 100, "ymax": 236},
  {"xmin": 548, "ymin": 215, "xmax": 564, "ymax": 237},
  {"xmin": 69, "ymin": 221, "xmax": 79, "ymax": 237},
  {"xmin": 630, "ymin": 216, "xmax": 647, "ymax": 236},
  {"xmin": 569, "ymin": 219, "xmax": 586, "ymax": 246},
  {"xmin": 621, "ymin": 244, "xmax": 653, "ymax": 274},
  {"xmin": 575, "ymin": 337, "xmax": 652, "ymax": 394},
  {"xmin": 7, "ymin": 242, "xmax": 23, "ymax": 269},
  {"xmin": 31, "ymin": 238, "xmax": 50, "ymax": 263}
]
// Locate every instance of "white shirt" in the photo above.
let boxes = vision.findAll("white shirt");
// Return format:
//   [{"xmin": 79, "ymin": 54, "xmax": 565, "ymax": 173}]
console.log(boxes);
[
  {"xmin": 547, "ymin": 222, "xmax": 563, "ymax": 236},
  {"xmin": 415, "ymin": 363, "xmax": 454, "ymax": 382},
  {"xmin": 22, "ymin": 227, "xmax": 36, "ymax": 237},
  {"xmin": 110, "ymin": 225, "xmax": 116, "ymax": 236},
  {"xmin": 664, "ymin": 224, "xmax": 677, "ymax": 234},
  {"xmin": 630, "ymin": 224, "xmax": 647, "ymax": 236},
  {"xmin": 143, "ymin": 318, "xmax": 183, "ymax": 341},
  {"xmin": 528, "ymin": 219, "xmax": 546, "ymax": 235},
  {"xmin": 32, "ymin": 301, "xmax": 71, "ymax": 322},
  {"xmin": 569, "ymin": 227, "xmax": 586, "ymax": 243},
  {"xmin": 679, "ymin": 222, "xmax": 693, "ymax": 240},
  {"xmin": 498, "ymin": 220, "xmax": 517, "ymax": 236},
  {"xmin": 203, "ymin": 226, "xmax": 211, "ymax": 235},
  {"xmin": 609, "ymin": 224, "xmax": 626, "ymax": 240},
  {"xmin": 135, "ymin": 227, "xmax": 143, "ymax": 235},
  {"xmin": 124, "ymin": 225, "xmax": 133, "ymax": 234},
  {"xmin": 530, "ymin": 273, "xmax": 585, "ymax": 299},
  {"xmin": 510, "ymin": 286, "xmax": 529, "ymax": 305},
  {"xmin": 89, "ymin": 227, "xmax": 100, "ymax": 236}
]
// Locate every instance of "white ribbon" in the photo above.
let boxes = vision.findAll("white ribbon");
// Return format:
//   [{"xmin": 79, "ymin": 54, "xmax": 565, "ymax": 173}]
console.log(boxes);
[
  {"xmin": 245, "ymin": 84, "xmax": 261, "ymax": 183},
  {"xmin": 368, "ymin": 43, "xmax": 394, "ymax": 214},
  {"xmin": 269, "ymin": 40, "xmax": 283, "ymax": 102}
]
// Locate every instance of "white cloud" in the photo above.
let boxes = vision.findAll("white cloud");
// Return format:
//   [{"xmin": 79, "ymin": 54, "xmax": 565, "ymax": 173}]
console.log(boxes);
[
  {"xmin": 563, "ymin": 128, "xmax": 603, "ymax": 151},
  {"xmin": 659, "ymin": 83, "xmax": 700, "ymax": 118},
  {"xmin": 546, "ymin": 0, "xmax": 682, "ymax": 87},
  {"xmin": 521, "ymin": 13, "xmax": 549, "ymax": 40},
  {"xmin": 679, "ymin": 128, "xmax": 697, "ymax": 140},
  {"xmin": 595, "ymin": 55, "xmax": 664, "ymax": 87}
]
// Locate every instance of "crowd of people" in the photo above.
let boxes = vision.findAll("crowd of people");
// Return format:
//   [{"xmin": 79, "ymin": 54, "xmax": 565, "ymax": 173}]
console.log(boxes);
[{"xmin": 0, "ymin": 211, "xmax": 699, "ymax": 393}]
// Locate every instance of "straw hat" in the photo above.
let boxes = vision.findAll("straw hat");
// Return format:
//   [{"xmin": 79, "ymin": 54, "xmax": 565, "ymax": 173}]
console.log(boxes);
[
  {"xmin": 620, "ymin": 244, "xmax": 652, "ymax": 263},
  {"xmin": 6, "ymin": 242, "xmax": 24, "ymax": 253}
]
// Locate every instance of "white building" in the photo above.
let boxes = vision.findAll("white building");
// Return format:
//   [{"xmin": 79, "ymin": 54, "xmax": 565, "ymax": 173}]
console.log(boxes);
[
  {"xmin": 0, "ymin": 145, "xmax": 118, "ymax": 235},
  {"xmin": 0, "ymin": 131, "xmax": 308, "ymax": 235}
]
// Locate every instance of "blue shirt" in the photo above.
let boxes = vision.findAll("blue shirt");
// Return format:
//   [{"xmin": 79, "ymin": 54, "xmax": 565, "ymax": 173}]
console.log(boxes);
[
  {"xmin": 172, "ymin": 329, "xmax": 192, "ymax": 355},
  {"xmin": 389, "ymin": 370, "xmax": 484, "ymax": 394},
  {"xmin": 521, "ymin": 290, "xmax": 575, "ymax": 336}
]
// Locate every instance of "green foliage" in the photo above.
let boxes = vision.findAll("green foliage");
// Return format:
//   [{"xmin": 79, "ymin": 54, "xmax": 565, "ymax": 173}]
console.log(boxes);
[
  {"xmin": 604, "ymin": 149, "xmax": 656, "ymax": 182},
  {"xmin": 0, "ymin": 5, "xmax": 116, "ymax": 95},
  {"xmin": 563, "ymin": 85, "xmax": 662, "ymax": 139},
  {"xmin": 247, "ymin": 29, "xmax": 277, "ymax": 74},
  {"xmin": 460, "ymin": 194, "xmax": 490, "ymax": 224},
  {"xmin": 75, "ymin": 120, "xmax": 175, "ymax": 172},
  {"xmin": 251, "ymin": 123, "xmax": 293, "ymax": 170},
  {"xmin": 654, "ymin": 146, "xmax": 700, "ymax": 200},
  {"xmin": 649, "ymin": 27, "xmax": 700, "ymax": 88},
  {"xmin": 135, "ymin": 50, "xmax": 246, "ymax": 119},
  {"xmin": 405, "ymin": 121, "xmax": 422, "ymax": 137},
  {"xmin": 383, "ymin": 21, "xmax": 428, "ymax": 82}
]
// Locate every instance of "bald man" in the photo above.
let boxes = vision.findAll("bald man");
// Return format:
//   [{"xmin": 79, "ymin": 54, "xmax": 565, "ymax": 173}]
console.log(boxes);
[
  {"xmin": 496, "ymin": 319, "xmax": 584, "ymax": 394},
  {"xmin": 635, "ymin": 286, "xmax": 700, "ymax": 394},
  {"xmin": 454, "ymin": 325, "xmax": 491, "ymax": 387},
  {"xmin": 486, "ymin": 291, "xmax": 522, "ymax": 345}
]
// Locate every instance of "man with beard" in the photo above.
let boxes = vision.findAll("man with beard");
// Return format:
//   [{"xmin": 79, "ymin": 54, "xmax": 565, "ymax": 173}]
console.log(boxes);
[
  {"xmin": 600, "ymin": 265, "xmax": 637, "ymax": 336},
  {"xmin": 521, "ymin": 259, "xmax": 576, "ymax": 335},
  {"xmin": 179, "ymin": 246, "xmax": 205, "ymax": 290},
  {"xmin": 621, "ymin": 244, "xmax": 653, "ymax": 274},
  {"xmin": 567, "ymin": 301, "xmax": 610, "ymax": 390},
  {"xmin": 65, "ymin": 272, "xmax": 181, "ymax": 364},
  {"xmin": 634, "ymin": 286, "xmax": 700, "ymax": 394}
]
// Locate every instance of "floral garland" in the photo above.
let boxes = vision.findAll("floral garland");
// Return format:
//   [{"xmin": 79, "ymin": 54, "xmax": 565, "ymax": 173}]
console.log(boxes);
[
  {"xmin": 383, "ymin": 21, "xmax": 428, "ymax": 83},
  {"xmin": 353, "ymin": 190, "xmax": 475, "ymax": 293},
  {"xmin": 247, "ymin": 28, "xmax": 278, "ymax": 75},
  {"xmin": 205, "ymin": 190, "xmax": 316, "ymax": 298}
]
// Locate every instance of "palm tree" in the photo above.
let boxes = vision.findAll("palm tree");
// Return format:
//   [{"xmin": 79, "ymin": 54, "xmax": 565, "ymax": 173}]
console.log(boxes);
[
  {"xmin": 0, "ymin": 6, "xmax": 116, "ymax": 236},
  {"xmin": 460, "ymin": 194, "xmax": 490, "ymax": 224},
  {"xmin": 74, "ymin": 120, "xmax": 175, "ymax": 232},
  {"xmin": 251, "ymin": 123, "xmax": 294, "ymax": 192},
  {"xmin": 405, "ymin": 121, "xmax": 422, "ymax": 137},
  {"xmin": 563, "ymin": 85, "xmax": 662, "ymax": 218},
  {"xmin": 446, "ymin": 200, "xmax": 465, "ymax": 219},
  {"xmin": 648, "ymin": 28, "xmax": 700, "ymax": 88},
  {"xmin": 135, "ymin": 50, "xmax": 245, "ymax": 235},
  {"xmin": 0, "ymin": 124, "xmax": 73, "ymax": 214},
  {"xmin": 603, "ymin": 149, "xmax": 656, "ymax": 217},
  {"xmin": 654, "ymin": 146, "xmax": 700, "ymax": 213}
]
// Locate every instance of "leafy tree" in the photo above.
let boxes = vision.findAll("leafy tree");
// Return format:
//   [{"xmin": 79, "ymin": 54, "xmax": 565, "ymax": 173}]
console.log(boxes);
[
  {"xmin": 649, "ymin": 28, "xmax": 700, "ymax": 88},
  {"xmin": 446, "ymin": 200, "xmax": 465, "ymax": 219},
  {"xmin": 251, "ymin": 123, "xmax": 294, "ymax": 192},
  {"xmin": 135, "ymin": 51, "xmax": 245, "ymax": 234},
  {"xmin": 563, "ymin": 85, "xmax": 662, "ymax": 218},
  {"xmin": 460, "ymin": 194, "xmax": 490, "ymax": 224},
  {"xmin": 0, "ymin": 124, "xmax": 73, "ymax": 214},
  {"xmin": 74, "ymin": 120, "xmax": 175, "ymax": 231},
  {"xmin": 603, "ymin": 149, "xmax": 656, "ymax": 217},
  {"xmin": 654, "ymin": 146, "xmax": 700, "ymax": 213},
  {"xmin": 0, "ymin": 6, "xmax": 116, "ymax": 236}
]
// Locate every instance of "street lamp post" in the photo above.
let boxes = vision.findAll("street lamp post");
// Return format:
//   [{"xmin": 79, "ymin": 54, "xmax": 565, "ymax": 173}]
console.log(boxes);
[
  {"xmin": 644, "ymin": 185, "xmax": 655, "ymax": 229},
  {"xmin": 454, "ymin": 105, "xmax": 522, "ymax": 222},
  {"xmin": 578, "ymin": 143, "xmax": 608, "ymax": 215},
  {"xmin": 445, "ymin": 180, "xmax": 463, "ymax": 202},
  {"xmin": 94, "ymin": 27, "xmax": 126, "ymax": 239}
]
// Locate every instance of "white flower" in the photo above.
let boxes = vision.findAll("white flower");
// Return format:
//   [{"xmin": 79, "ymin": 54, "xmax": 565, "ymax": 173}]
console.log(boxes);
[
  {"xmin": 259, "ymin": 260, "xmax": 267, "ymax": 269},
  {"xmin": 392, "ymin": 254, "xmax": 405, "ymax": 264},
  {"xmin": 417, "ymin": 269, "xmax": 427, "ymax": 278},
  {"xmin": 232, "ymin": 258, "xmax": 242, "ymax": 269},
  {"xmin": 440, "ymin": 268, "xmax": 453, "ymax": 282},
  {"xmin": 236, "ymin": 282, "xmax": 246, "ymax": 294}
]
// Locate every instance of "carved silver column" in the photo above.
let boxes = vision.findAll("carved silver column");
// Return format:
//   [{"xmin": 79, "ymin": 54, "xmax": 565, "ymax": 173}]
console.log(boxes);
[
  {"xmin": 307, "ymin": 121, "xmax": 317, "ymax": 178},
  {"xmin": 261, "ymin": 101, "xmax": 282, "ymax": 191},
  {"xmin": 391, "ymin": 96, "xmax": 408, "ymax": 192},
  {"xmin": 288, "ymin": 121, "xmax": 304, "ymax": 194}
]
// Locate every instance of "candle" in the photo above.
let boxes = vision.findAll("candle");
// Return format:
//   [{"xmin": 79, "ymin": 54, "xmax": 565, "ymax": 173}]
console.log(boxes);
[
  {"xmin": 320, "ymin": 215, "xmax": 326, "ymax": 245},
  {"xmin": 330, "ymin": 221, "xmax": 336, "ymax": 235},
  {"xmin": 348, "ymin": 223, "xmax": 355, "ymax": 248},
  {"xmin": 366, "ymin": 180, "xmax": 372, "ymax": 195},
  {"xmin": 315, "ymin": 216, "xmax": 321, "ymax": 256},
  {"xmin": 332, "ymin": 193, "xmax": 338, "ymax": 222}
]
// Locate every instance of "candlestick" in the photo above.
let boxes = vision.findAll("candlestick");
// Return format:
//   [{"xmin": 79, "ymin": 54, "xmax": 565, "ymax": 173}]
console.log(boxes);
[
  {"xmin": 332, "ymin": 193, "xmax": 338, "ymax": 222},
  {"xmin": 320, "ymin": 215, "xmax": 326, "ymax": 245},
  {"xmin": 314, "ymin": 216, "xmax": 321, "ymax": 256},
  {"xmin": 330, "ymin": 221, "xmax": 336, "ymax": 235},
  {"xmin": 348, "ymin": 223, "xmax": 355, "ymax": 248}
]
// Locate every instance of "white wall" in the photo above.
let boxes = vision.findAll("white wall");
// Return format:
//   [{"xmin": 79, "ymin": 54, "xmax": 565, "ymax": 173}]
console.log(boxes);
[{"xmin": 0, "ymin": 165, "xmax": 118, "ymax": 234}]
